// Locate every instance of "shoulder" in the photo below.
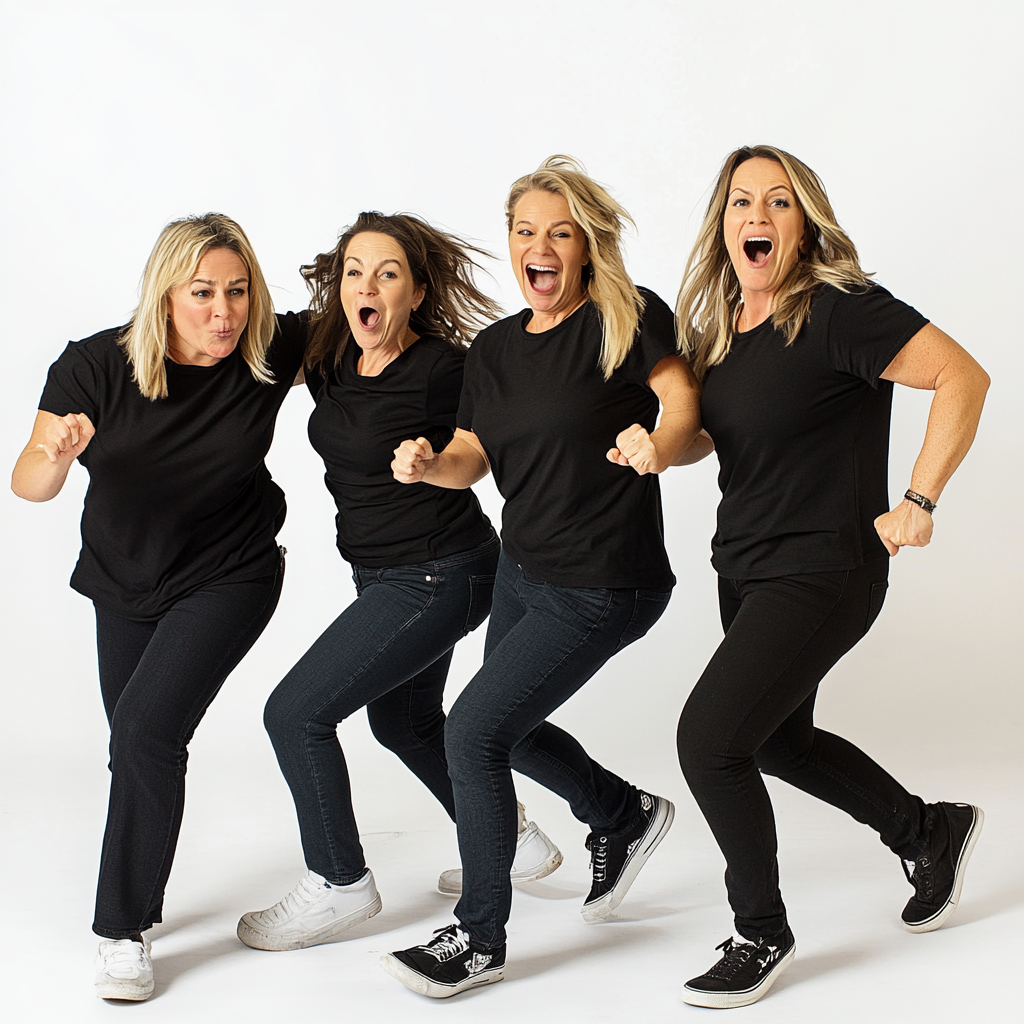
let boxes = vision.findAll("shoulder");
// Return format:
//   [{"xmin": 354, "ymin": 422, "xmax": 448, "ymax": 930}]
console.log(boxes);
[
  {"xmin": 636, "ymin": 286, "xmax": 672, "ymax": 318},
  {"xmin": 54, "ymin": 325, "xmax": 129, "ymax": 371},
  {"xmin": 818, "ymin": 282, "xmax": 926, "ymax": 333}
]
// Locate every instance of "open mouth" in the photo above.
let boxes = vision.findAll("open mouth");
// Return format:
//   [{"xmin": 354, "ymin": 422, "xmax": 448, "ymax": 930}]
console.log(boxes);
[
  {"xmin": 743, "ymin": 237, "xmax": 774, "ymax": 267},
  {"xmin": 359, "ymin": 306, "xmax": 381, "ymax": 329},
  {"xmin": 526, "ymin": 263, "xmax": 559, "ymax": 294}
]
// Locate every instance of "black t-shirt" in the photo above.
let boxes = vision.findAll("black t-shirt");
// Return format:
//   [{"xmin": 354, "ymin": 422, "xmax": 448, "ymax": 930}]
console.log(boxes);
[
  {"xmin": 700, "ymin": 284, "xmax": 929, "ymax": 579},
  {"xmin": 306, "ymin": 336, "xmax": 493, "ymax": 567},
  {"xmin": 458, "ymin": 289, "xmax": 677, "ymax": 589},
  {"xmin": 38, "ymin": 312, "xmax": 307, "ymax": 619}
]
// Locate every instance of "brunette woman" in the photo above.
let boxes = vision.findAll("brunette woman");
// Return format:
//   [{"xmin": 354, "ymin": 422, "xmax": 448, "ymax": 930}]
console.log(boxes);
[
  {"xmin": 383, "ymin": 157, "xmax": 703, "ymax": 998},
  {"xmin": 237, "ymin": 213, "xmax": 561, "ymax": 953},
  {"xmin": 673, "ymin": 146, "xmax": 988, "ymax": 1008},
  {"xmin": 11, "ymin": 214, "xmax": 306, "ymax": 1000}
]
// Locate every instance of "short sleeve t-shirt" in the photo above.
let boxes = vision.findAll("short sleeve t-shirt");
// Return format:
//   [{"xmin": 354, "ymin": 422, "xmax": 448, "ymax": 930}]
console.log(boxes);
[
  {"xmin": 305, "ymin": 335, "xmax": 493, "ymax": 567},
  {"xmin": 458, "ymin": 288, "xmax": 677, "ymax": 589},
  {"xmin": 700, "ymin": 284, "xmax": 929, "ymax": 579},
  {"xmin": 38, "ymin": 312, "xmax": 307, "ymax": 619}
]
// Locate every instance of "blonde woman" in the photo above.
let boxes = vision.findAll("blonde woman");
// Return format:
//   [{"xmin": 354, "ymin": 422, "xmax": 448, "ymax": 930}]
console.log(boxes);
[
  {"xmin": 383, "ymin": 157, "xmax": 703, "ymax": 997},
  {"xmin": 673, "ymin": 147, "xmax": 989, "ymax": 1008},
  {"xmin": 11, "ymin": 214, "xmax": 306, "ymax": 1001}
]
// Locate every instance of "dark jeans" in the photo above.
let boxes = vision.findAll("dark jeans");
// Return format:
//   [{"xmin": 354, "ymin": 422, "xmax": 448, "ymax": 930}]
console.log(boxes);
[
  {"xmin": 676, "ymin": 558, "xmax": 928, "ymax": 940},
  {"xmin": 93, "ymin": 563, "xmax": 284, "ymax": 938},
  {"xmin": 264, "ymin": 534, "xmax": 500, "ymax": 884},
  {"xmin": 447, "ymin": 551, "xmax": 673, "ymax": 948}
]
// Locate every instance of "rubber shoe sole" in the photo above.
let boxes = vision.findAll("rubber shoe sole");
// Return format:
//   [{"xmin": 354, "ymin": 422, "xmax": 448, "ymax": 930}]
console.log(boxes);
[
  {"xmin": 379, "ymin": 952, "xmax": 504, "ymax": 998},
  {"xmin": 582, "ymin": 797, "xmax": 675, "ymax": 923},
  {"xmin": 236, "ymin": 891, "xmax": 382, "ymax": 950},
  {"xmin": 682, "ymin": 943, "xmax": 795, "ymax": 1008},
  {"xmin": 96, "ymin": 977, "xmax": 155, "ymax": 1001},
  {"xmin": 904, "ymin": 805, "xmax": 984, "ymax": 933}
]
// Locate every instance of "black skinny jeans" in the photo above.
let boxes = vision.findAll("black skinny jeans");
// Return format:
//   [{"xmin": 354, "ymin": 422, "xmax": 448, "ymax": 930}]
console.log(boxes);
[
  {"xmin": 677, "ymin": 558, "xmax": 927, "ymax": 940},
  {"xmin": 92, "ymin": 563, "xmax": 283, "ymax": 938}
]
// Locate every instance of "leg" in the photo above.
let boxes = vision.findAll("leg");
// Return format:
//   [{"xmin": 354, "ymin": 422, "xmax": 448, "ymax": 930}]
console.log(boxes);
[
  {"xmin": 365, "ymin": 648, "xmax": 457, "ymax": 821},
  {"xmin": 93, "ymin": 570, "xmax": 283, "ymax": 938},
  {"xmin": 677, "ymin": 561, "xmax": 925, "ymax": 940},
  {"xmin": 446, "ymin": 553, "xmax": 671, "ymax": 947},
  {"xmin": 264, "ymin": 539, "xmax": 499, "ymax": 883}
]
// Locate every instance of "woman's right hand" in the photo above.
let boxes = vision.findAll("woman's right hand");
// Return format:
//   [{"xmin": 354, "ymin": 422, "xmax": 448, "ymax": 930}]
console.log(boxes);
[
  {"xmin": 392, "ymin": 437, "xmax": 436, "ymax": 484},
  {"xmin": 38, "ymin": 412, "xmax": 95, "ymax": 463}
]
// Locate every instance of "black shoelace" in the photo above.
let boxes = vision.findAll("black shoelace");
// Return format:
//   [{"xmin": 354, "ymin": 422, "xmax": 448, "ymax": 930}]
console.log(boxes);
[
  {"xmin": 904, "ymin": 855, "xmax": 935, "ymax": 901},
  {"xmin": 705, "ymin": 937, "xmax": 757, "ymax": 980}
]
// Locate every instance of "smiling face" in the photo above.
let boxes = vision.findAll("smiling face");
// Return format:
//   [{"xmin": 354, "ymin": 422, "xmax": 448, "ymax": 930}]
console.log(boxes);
[
  {"xmin": 723, "ymin": 157, "xmax": 808, "ymax": 312},
  {"xmin": 340, "ymin": 232, "xmax": 425, "ymax": 360},
  {"xmin": 509, "ymin": 190, "xmax": 589, "ymax": 321},
  {"xmin": 166, "ymin": 247, "xmax": 249, "ymax": 365}
]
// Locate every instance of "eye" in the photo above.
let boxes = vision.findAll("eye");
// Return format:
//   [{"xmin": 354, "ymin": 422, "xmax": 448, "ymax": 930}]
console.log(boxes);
[
  {"xmin": 554, "ymin": 230, "xmax": 571, "ymax": 238},
  {"xmin": 516, "ymin": 228, "xmax": 534, "ymax": 236},
  {"xmin": 346, "ymin": 268, "xmax": 361, "ymax": 277},
  {"xmin": 380, "ymin": 270, "xmax": 397, "ymax": 279},
  {"xmin": 770, "ymin": 197, "xmax": 790, "ymax": 208},
  {"xmin": 193, "ymin": 289, "xmax": 212, "ymax": 298},
  {"xmin": 732, "ymin": 198, "xmax": 749, "ymax": 208},
  {"xmin": 229, "ymin": 287, "xmax": 247, "ymax": 297}
]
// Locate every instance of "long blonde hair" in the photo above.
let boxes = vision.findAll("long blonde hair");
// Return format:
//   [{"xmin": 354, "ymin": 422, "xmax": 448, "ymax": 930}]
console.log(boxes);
[
  {"xmin": 505, "ymin": 155, "xmax": 644, "ymax": 379},
  {"xmin": 677, "ymin": 145, "xmax": 872, "ymax": 381},
  {"xmin": 120, "ymin": 213, "xmax": 276, "ymax": 399}
]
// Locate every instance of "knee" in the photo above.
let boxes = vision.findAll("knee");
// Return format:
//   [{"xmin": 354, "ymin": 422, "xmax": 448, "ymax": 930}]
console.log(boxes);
[
  {"xmin": 676, "ymin": 703, "xmax": 717, "ymax": 777},
  {"xmin": 754, "ymin": 736, "xmax": 809, "ymax": 779},
  {"xmin": 443, "ymin": 703, "xmax": 503, "ymax": 782},
  {"xmin": 262, "ymin": 681, "xmax": 312, "ymax": 750},
  {"xmin": 366, "ymin": 702, "xmax": 409, "ymax": 753}
]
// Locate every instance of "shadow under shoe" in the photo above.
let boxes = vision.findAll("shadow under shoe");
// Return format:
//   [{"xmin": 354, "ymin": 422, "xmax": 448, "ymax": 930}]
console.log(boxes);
[
  {"xmin": 381, "ymin": 923, "xmax": 505, "ymax": 998},
  {"xmin": 683, "ymin": 928, "xmax": 796, "ymax": 1009},
  {"xmin": 902, "ymin": 801, "xmax": 984, "ymax": 933}
]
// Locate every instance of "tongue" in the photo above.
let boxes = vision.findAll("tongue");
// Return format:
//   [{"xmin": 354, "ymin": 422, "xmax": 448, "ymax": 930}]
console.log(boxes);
[
  {"xmin": 361, "ymin": 309, "xmax": 380, "ymax": 329},
  {"xmin": 531, "ymin": 270, "xmax": 557, "ymax": 293}
]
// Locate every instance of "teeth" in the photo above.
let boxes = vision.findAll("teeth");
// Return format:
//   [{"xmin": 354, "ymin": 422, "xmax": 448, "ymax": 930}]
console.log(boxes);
[
  {"xmin": 527, "ymin": 264, "xmax": 557, "ymax": 272},
  {"xmin": 746, "ymin": 237, "xmax": 771, "ymax": 243}
]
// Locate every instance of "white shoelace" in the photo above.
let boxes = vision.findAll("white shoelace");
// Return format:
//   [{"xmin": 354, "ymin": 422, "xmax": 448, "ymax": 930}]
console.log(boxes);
[
  {"xmin": 99, "ymin": 940, "xmax": 148, "ymax": 979},
  {"xmin": 259, "ymin": 873, "xmax": 329, "ymax": 924}
]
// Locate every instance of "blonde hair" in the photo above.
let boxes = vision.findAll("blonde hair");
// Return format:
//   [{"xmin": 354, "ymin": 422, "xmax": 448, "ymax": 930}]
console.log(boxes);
[
  {"xmin": 676, "ymin": 145, "xmax": 872, "ymax": 381},
  {"xmin": 120, "ymin": 213, "xmax": 276, "ymax": 399},
  {"xmin": 505, "ymin": 155, "xmax": 644, "ymax": 379}
]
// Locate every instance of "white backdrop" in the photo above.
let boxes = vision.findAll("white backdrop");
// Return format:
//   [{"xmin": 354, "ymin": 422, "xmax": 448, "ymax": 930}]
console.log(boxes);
[{"xmin": 1, "ymin": 2, "xmax": 1021, "ymax": 1022}]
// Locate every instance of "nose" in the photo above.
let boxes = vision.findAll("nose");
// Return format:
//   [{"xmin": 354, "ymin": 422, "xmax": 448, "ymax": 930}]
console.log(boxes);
[{"xmin": 212, "ymin": 294, "xmax": 230, "ymax": 320}]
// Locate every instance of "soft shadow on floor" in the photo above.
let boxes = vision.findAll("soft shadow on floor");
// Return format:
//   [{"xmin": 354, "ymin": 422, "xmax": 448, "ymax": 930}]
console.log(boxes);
[
  {"xmin": 504, "ymin": 924, "xmax": 663, "ymax": 982},
  {"xmin": 772, "ymin": 944, "xmax": 873, "ymax": 992},
  {"xmin": 943, "ymin": 880, "xmax": 1024, "ymax": 929},
  {"xmin": 514, "ymin": 878, "xmax": 586, "ymax": 900}
]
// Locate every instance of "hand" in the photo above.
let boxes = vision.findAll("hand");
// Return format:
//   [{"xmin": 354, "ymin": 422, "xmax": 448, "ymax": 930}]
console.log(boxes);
[
  {"xmin": 874, "ymin": 499, "xmax": 934, "ymax": 556},
  {"xmin": 392, "ymin": 437, "xmax": 436, "ymax": 484},
  {"xmin": 37, "ymin": 412, "xmax": 95, "ymax": 464},
  {"xmin": 607, "ymin": 423, "xmax": 660, "ymax": 476}
]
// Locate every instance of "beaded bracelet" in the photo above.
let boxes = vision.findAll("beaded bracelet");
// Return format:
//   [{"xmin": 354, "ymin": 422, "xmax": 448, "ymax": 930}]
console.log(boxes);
[{"xmin": 905, "ymin": 489, "xmax": 937, "ymax": 514}]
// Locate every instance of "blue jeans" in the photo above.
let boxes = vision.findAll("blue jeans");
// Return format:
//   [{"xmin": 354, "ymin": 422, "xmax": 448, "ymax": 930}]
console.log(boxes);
[
  {"xmin": 264, "ymin": 534, "xmax": 500, "ymax": 883},
  {"xmin": 446, "ymin": 551, "xmax": 673, "ymax": 947},
  {"xmin": 93, "ymin": 563, "xmax": 284, "ymax": 937}
]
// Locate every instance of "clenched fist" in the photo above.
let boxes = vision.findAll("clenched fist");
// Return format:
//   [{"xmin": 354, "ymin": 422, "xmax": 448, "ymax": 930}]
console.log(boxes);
[
  {"xmin": 392, "ymin": 436, "xmax": 436, "ymax": 484},
  {"xmin": 874, "ymin": 499, "xmax": 934, "ymax": 556},
  {"xmin": 607, "ymin": 423, "xmax": 661, "ymax": 476},
  {"xmin": 38, "ymin": 412, "xmax": 95, "ymax": 464}
]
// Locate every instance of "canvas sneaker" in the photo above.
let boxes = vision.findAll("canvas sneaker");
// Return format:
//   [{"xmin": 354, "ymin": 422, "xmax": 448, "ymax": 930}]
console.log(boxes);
[
  {"xmin": 902, "ymin": 801, "xmax": 984, "ymax": 933},
  {"xmin": 438, "ymin": 801, "xmax": 562, "ymax": 895},
  {"xmin": 581, "ymin": 790, "xmax": 674, "ymax": 922},
  {"xmin": 237, "ymin": 868, "xmax": 381, "ymax": 950},
  {"xmin": 683, "ymin": 928, "xmax": 796, "ymax": 1008},
  {"xmin": 94, "ymin": 934, "xmax": 154, "ymax": 1001},
  {"xmin": 380, "ymin": 923, "xmax": 505, "ymax": 998}
]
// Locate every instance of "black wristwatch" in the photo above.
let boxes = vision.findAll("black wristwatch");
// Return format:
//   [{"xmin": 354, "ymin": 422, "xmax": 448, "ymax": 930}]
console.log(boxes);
[{"xmin": 904, "ymin": 489, "xmax": 937, "ymax": 514}]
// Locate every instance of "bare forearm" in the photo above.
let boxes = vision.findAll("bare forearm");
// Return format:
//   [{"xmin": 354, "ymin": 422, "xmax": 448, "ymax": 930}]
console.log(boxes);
[
  {"xmin": 671, "ymin": 429, "xmax": 715, "ymax": 467},
  {"xmin": 11, "ymin": 448, "xmax": 74, "ymax": 502},
  {"xmin": 647, "ymin": 411, "xmax": 702, "ymax": 473},
  {"xmin": 907, "ymin": 368, "xmax": 989, "ymax": 502},
  {"xmin": 421, "ymin": 438, "xmax": 490, "ymax": 489}
]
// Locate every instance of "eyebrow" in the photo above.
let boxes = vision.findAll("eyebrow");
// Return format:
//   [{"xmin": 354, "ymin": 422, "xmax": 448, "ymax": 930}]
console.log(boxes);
[
  {"xmin": 344, "ymin": 257, "xmax": 402, "ymax": 269},
  {"xmin": 728, "ymin": 185, "xmax": 793, "ymax": 196},
  {"xmin": 514, "ymin": 219, "xmax": 575, "ymax": 228},
  {"xmin": 192, "ymin": 277, "xmax": 248, "ymax": 286}
]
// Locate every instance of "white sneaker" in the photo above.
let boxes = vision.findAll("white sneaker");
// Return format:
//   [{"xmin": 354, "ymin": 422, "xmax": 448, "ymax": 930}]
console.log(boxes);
[
  {"xmin": 237, "ymin": 868, "xmax": 382, "ymax": 950},
  {"xmin": 95, "ymin": 934, "xmax": 154, "ymax": 1001},
  {"xmin": 438, "ymin": 801, "xmax": 563, "ymax": 896}
]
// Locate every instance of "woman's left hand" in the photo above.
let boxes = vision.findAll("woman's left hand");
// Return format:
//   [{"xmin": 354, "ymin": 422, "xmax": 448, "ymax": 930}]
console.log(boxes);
[
  {"xmin": 874, "ymin": 499, "xmax": 934, "ymax": 556},
  {"xmin": 607, "ymin": 424, "xmax": 661, "ymax": 475}
]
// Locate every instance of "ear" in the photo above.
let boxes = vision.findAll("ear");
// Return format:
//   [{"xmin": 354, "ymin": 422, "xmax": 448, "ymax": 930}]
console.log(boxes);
[{"xmin": 412, "ymin": 282, "xmax": 427, "ymax": 311}]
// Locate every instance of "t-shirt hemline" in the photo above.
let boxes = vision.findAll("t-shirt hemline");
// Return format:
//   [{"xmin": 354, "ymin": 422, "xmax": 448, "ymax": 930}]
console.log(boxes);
[{"xmin": 711, "ymin": 550, "xmax": 890, "ymax": 581}]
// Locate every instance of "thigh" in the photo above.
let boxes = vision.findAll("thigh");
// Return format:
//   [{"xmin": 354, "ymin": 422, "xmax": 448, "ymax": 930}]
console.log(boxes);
[
  {"xmin": 365, "ymin": 646, "xmax": 454, "ymax": 738},
  {"xmin": 110, "ymin": 572, "xmax": 282, "ymax": 744},
  {"xmin": 95, "ymin": 607, "xmax": 158, "ymax": 724}
]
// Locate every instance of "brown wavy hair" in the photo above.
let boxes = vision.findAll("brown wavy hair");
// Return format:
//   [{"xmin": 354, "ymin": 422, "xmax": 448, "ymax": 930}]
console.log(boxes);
[
  {"xmin": 301, "ymin": 211, "xmax": 502, "ymax": 372},
  {"xmin": 676, "ymin": 144, "xmax": 872, "ymax": 381}
]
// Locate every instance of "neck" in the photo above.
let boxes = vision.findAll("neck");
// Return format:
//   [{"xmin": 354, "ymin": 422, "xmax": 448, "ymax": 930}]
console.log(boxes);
[
  {"xmin": 356, "ymin": 325, "xmax": 419, "ymax": 376},
  {"xmin": 736, "ymin": 292, "xmax": 774, "ymax": 333},
  {"xmin": 526, "ymin": 292, "xmax": 588, "ymax": 334}
]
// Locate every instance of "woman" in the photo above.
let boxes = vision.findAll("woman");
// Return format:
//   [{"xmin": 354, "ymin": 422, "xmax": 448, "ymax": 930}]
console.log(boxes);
[
  {"xmin": 673, "ymin": 146, "xmax": 989, "ymax": 1008},
  {"xmin": 236, "ymin": 212, "xmax": 561, "ymax": 953},
  {"xmin": 11, "ymin": 214, "xmax": 307, "ymax": 1001},
  {"xmin": 382, "ymin": 156, "xmax": 703, "ymax": 998}
]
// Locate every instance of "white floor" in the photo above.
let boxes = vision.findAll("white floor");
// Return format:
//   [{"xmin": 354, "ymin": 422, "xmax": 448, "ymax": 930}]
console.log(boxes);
[{"xmin": 2, "ymin": 707, "xmax": 1019, "ymax": 1024}]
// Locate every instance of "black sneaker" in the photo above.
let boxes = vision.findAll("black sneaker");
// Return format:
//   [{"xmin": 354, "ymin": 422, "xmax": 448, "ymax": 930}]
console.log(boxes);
[
  {"xmin": 683, "ymin": 928, "xmax": 796, "ymax": 1008},
  {"xmin": 581, "ymin": 790, "xmax": 674, "ymax": 923},
  {"xmin": 380, "ymin": 924, "xmax": 505, "ymax": 999},
  {"xmin": 902, "ymin": 801, "xmax": 984, "ymax": 933}
]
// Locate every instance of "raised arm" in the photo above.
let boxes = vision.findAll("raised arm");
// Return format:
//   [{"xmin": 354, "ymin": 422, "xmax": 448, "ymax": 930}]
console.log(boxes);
[
  {"xmin": 12, "ymin": 410, "xmax": 96, "ymax": 502},
  {"xmin": 392, "ymin": 428, "xmax": 490, "ymax": 489},
  {"xmin": 874, "ymin": 323, "xmax": 990, "ymax": 555},
  {"xmin": 606, "ymin": 355, "xmax": 704, "ymax": 475}
]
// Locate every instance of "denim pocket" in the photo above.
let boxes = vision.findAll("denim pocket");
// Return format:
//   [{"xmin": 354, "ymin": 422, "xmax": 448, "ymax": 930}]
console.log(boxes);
[
  {"xmin": 865, "ymin": 580, "xmax": 888, "ymax": 634},
  {"xmin": 376, "ymin": 565, "xmax": 438, "ymax": 604},
  {"xmin": 615, "ymin": 587, "xmax": 673, "ymax": 653},
  {"xmin": 464, "ymin": 574, "xmax": 496, "ymax": 634}
]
